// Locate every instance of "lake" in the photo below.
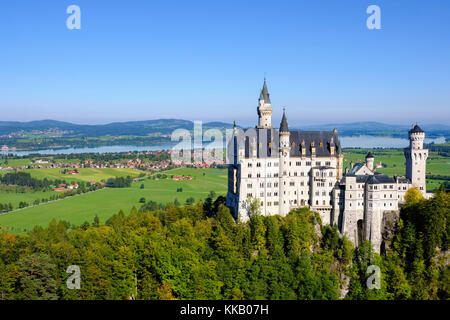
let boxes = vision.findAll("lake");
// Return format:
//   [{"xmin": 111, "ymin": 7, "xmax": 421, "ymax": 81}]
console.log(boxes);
[{"xmin": 7, "ymin": 135, "xmax": 447, "ymax": 156}]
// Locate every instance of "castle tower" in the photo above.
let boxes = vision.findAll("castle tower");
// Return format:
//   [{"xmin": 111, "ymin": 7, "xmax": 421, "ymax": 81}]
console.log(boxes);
[
  {"xmin": 365, "ymin": 151, "xmax": 374, "ymax": 171},
  {"xmin": 257, "ymin": 78, "xmax": 273, "ymax": 129},
  {"xmin": 279, "ymin": 109, "xmax": 291, "ymax": 216},
  {"xmin": 404, "ymin": 124, "xmax": 428, "ymax": 194}
]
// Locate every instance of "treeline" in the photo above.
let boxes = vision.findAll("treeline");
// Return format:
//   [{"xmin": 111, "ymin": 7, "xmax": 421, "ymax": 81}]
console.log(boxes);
[
  {"xmin": 0, "ymin": 172, "xmax": 55, "ymax": 190},
  {"xmin": 105, "ymin": 176, "xmax": 133, "ymax": 188},
  {"xmin": 425, "ymin": 143, "xmax": 450, "ymax": 157},
  {"xmin": 0, "ymin": 189, "xmax": 448, "ymax": 300}
]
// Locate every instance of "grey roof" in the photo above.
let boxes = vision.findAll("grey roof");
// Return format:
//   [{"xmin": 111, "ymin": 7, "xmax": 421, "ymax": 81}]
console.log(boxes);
[
  {"xmin": 351, "ymin": 173, "xmax": 396, "ymax": 184},
  {"xmin": 259, "ymin": 79, "xmax": 271, "ymax": 104},
  {"xmin": 289, "ymin": 130, "xmax": 341, "ymax": 157},
  {"xmin": 348, "ymin": 163, "xmax": 365, "ymax": 175},
  {"xmin": 366, "ymin": 151, "xmax": 374, "ymax": 159},
  {"xmin": 409, "ymin": 124, "xmax": 424, "ymax": 134},
  {"xmin": 243, "ymin": 128, "xmax": 341, "ymax": 158},
  {"xmin": 280, "ymin": 109, "xmax": 289, "ymax": 132}
]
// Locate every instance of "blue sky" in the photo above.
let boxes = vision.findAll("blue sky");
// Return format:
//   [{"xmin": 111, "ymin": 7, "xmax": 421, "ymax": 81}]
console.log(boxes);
[{"xmin": 0, "ymin": 0, "xmax": 449, "ymax": 126}]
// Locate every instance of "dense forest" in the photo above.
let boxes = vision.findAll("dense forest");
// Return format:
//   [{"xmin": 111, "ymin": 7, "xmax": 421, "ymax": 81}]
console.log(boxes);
[{"xmin": 0, "ymin": 187, "xmax": 448, "ymax": 300}]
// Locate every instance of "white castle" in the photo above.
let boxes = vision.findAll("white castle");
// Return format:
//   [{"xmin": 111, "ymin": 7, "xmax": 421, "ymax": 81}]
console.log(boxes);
[{"xmin": 226, "ymin": 80, "xmax": 429, "ymax": 252}]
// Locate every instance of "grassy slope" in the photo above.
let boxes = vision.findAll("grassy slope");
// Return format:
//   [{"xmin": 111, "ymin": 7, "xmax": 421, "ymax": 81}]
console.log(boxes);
[
  {"xmin": 23, "ymin": 167, "xmax": 141, "ymax": 183},
  {"xmin": 0, "ymin": 189, "xmax": 58, "ymax": 208},
  {"xmin": 0, "ymin": 168, "xmax": 227, "ymax": 233}
]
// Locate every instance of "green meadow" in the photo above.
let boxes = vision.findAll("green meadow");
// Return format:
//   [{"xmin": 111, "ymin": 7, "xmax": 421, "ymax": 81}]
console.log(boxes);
[
  {"xmin": 0, "ymin": 168, "xmax": 227, "ymax": 233},
  {"xmin": 23, "ymin": 167, "xmax": 141, "ymax": 183}
]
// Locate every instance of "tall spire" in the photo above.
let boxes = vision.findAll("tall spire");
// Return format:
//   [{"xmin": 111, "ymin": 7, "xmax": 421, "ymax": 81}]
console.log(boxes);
[
  {"xmin": 259, "ymin": 78, "xmax": 271, "ymax": 104},
  {"xmin": 280, "ymin": 108, "xmax": 289, "ymax": 132}
]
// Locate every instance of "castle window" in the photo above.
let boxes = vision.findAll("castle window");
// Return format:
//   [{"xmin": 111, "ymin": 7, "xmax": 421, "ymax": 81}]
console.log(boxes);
[
  {"xmin": 256, "ymin": 162, "xmax": 261, "ymax": 167},
  {"xmin": 274, "ymin": 162, "xmax": 279, "ymax": 167},
  {"xmin": 260, "ymin": 192, "xmax": 264, "ymax": 197},
  {"xmin": 274, "ymin": 182, "xmax": 278, "ymax": 187},
  {"xmin": 267, "ymin": 162, "xmax": 271, "ymax": 167},
  {"xmin": 248, "ymin": 173, "xmax": 252, "ymax": 178},
  {"xmin": 260, "ymin": 182, "xmax": 264, "ymax": 187},
  {"xmin": 274, "ymin": 173, "xmax": 278, "ymax": 177},
  {"xmin": 248, "ymin": 163, "xmax": 252, "ymax": 167},
  {"xmin": 329, "ymin": 172, "xmax": 333, "ymax": 177},
  {"xmin": 290, "ymin": 182, "xmax": 295, "ymax": 186},
  {"xmin": 301, "ymin": 182, "xmax": 304, "ymax": 186},
  {"xmin": 267, "ymin": 192, "xmax": 272, "ymax": 197},
  {"xmin": 247, "ymin": 193, "xmax": 252, "ymax": 197},
  {"xmin": 306, "ymin": 161, "xmax": 311, "ymax": 166},
  {"xmin": 247, "ymin": 184, "xmax": 252, "ymax": 188},
  {"xmin": 296, "ymin": 161, "xmax": 301, "ymax": 166},
  {"xmin": 274, "ymin": 201, "xmax": 279, "ymax": 206},
  {"xmin": 316, "ymin": 201, "xmax": 319, "ymax": 205},
  {"xmin": 274, "ymin": 192, "xmax": 278, "ymax": 196},
  {"xmin": 316, "ymin": 161, "xmax": 321, "ymax": 166},
  {"xmin": 325, "ymin": 161, "xmax": 331, "ymax": 166}
]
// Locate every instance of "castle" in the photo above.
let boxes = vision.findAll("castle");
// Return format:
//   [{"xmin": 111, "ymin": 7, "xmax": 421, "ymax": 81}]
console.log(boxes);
[{"xmin": 226, "ymin": 80, "xmax": 429, "ymax": 253}]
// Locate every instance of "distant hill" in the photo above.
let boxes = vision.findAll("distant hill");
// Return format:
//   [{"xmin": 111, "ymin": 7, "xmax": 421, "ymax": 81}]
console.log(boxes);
[
  {"xmin": 0, "ymin": 119, "xmax": 234, "ymax": 137},
  {"xmin": 0, "ymin": 119, "xmax": 448, "ymax": 139}
]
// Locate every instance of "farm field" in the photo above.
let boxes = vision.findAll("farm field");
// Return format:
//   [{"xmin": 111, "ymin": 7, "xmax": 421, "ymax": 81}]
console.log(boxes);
[
  {"xmin": 0, "ymin": 168, "xmax": 227, "ymax": 233},
  {"xmin": 0, "ymin": 188, "xmax": 58, "ymax": 209},
  {"xmin": 23, "ymin": 167, "xmax": 142, "ymax": 183}
]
